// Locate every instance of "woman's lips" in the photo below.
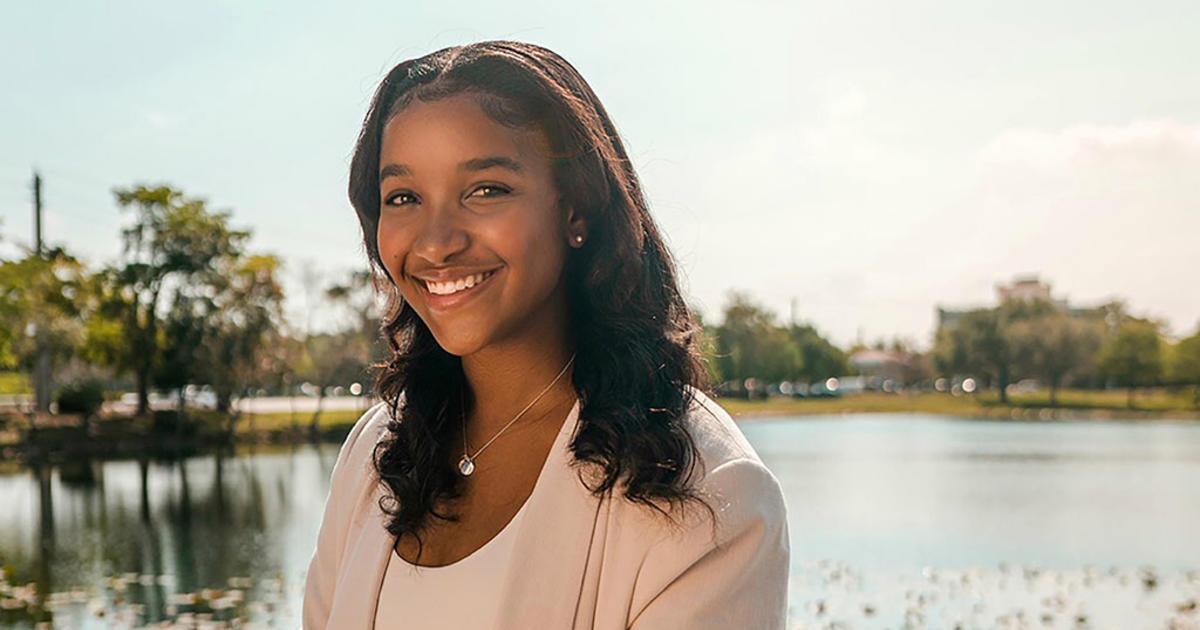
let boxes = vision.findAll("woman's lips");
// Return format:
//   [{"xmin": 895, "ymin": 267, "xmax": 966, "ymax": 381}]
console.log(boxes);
[{"xmin": 417, "ymin": 268, "xmax": 501, "ymax": 312}]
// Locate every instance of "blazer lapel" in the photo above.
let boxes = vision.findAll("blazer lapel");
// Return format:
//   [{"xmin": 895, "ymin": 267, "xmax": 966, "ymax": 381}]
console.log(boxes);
[
  {"xmin": 330, "ymin": 398, "xmax": 607, "ymax": 630},
  {"xmin": 494, "ymin": 401, "xmax": 611, "ymax": 628},
  {"xmin": 326, "ymin": 477, "xmax": 396, "ymax": 630}
]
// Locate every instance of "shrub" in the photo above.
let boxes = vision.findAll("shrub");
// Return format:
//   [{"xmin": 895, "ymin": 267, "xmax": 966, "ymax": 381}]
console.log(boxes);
[{"xmin": 56, "ymin": 379, "xmax": 106, "ymax": 418}]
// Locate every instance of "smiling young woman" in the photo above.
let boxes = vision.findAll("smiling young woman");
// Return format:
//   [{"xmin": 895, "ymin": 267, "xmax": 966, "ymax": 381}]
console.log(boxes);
[{"xmin": 302, "ymin": 40, "xmax": 789, "ymax": 630}]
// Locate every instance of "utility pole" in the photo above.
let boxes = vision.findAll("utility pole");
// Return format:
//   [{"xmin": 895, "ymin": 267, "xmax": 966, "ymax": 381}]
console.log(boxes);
[
  {"xmin": 33, "ymin": 172, "xmax": 43, "ymax": 253},
  {"xmin": 32, "ymin": 171, "xmax": 51, "ymax": 414}
]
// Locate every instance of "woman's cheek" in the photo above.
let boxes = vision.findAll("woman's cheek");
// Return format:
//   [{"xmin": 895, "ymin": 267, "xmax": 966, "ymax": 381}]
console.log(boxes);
[{"xmin": 377, "ymin": 223, "xmax": 405, "ymax": 281}]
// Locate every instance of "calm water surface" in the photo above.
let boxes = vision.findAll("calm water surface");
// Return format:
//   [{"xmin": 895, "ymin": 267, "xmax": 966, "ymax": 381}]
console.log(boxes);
[{"xmin": 1, "ymin": 412, "xmax": 1197, "ymax": 629}]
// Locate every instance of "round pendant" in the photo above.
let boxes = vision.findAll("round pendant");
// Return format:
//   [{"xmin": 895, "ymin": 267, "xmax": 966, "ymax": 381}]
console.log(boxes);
[{"xmin": 458, "ymin": 455, "xmax": 475, "ymax": 476}]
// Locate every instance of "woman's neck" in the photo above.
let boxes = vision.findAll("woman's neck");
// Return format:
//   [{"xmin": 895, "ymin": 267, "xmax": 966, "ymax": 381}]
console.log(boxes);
[{"xmin": 460, "ymin": 338, "xmax": 578, "ymax": 443}]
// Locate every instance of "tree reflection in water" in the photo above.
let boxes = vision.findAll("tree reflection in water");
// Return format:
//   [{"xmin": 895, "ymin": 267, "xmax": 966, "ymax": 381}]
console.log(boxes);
[{"xmin": 0, "ymin": 442, "xmax": 331, "ymax": 629}]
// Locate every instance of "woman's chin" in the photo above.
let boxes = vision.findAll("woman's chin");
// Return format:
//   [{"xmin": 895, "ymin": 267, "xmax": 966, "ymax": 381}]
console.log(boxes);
[{"xmin": 428, "ymin": 327, "xmax": 494, "ymax": 357}]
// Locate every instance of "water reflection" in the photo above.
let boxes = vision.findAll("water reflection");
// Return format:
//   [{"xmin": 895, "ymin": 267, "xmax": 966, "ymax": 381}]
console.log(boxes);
[
  {"xmin": 1, "ymin": 414, "xmax": 1198, "ymax": 628},
  {"xmin": 0, "ymin": 444, "xmax": 337, "ymax": 629}
]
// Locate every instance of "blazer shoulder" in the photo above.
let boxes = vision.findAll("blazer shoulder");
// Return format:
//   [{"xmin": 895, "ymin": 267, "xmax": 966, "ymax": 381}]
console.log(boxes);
[
  {"xmin": 627, "ymin": 445, "xmax": 790, "ymax": 626},
  {"xmin": 331, "ymin": 397, "xmax": 398, "ymax": 487},
  {"xmin": 612, "ymin": 387, "xmax": 781, "ymax": 541},
  {"xmin": 349, "ymin": 399, "xmax": 395, "ymax": 450},
  {"xmin": 664, "ymin": 387, "xmax": 787, "ymax": 548},
  {"xmin": 679, "ymin": 385, "xmax": 765, "ymax": 476}
]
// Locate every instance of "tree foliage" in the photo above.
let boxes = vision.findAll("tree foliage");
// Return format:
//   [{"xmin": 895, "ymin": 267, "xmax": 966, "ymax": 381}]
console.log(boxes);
[
  {"xmin": 87, "ymin": 184, "xmax": 259, "ymax": 416},
  {"xmin": 933, "ymin": 299, "xmax": 1058, "ymax": 402},
  {"xmin": 1169, "ymin": 328, "xmax": 1200, "ymax": 407},
  {"xmin": 1009, "ymin": 311, "xmax": 1104, "ymax": 405},
  {"xmin": 787, "ymin": 323, "xmax": 848, "ymax": 382},
  {"xmin": 713, "ymin": 291, "xmax": 802, "ymax": 384},
  {"xmin": 0, "ymin": 247, "xmax": 88, "ymax": 372},
  {"xmin": 1098, "ymin": 321, "xmax": 1165, "ymax": 408}
]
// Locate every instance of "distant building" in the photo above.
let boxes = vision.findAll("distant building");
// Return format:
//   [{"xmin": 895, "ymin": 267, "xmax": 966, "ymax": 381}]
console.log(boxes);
[
  {"xmin": 996, "ymin": 275, "xmax": 1057, "ymax": 304},
  {"xmin": 848, "ymin": 348, "xmax": 906, "ymax": 381},
  {"xmin": 936, "ymin": 274, "xmax": 1103, "ymax": 331}
]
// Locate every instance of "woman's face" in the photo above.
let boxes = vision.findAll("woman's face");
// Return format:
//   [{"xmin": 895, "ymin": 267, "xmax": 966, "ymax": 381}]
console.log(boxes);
[{"xmin": 377, "ymin": 92, "xmax": 578, "ymax": 356}]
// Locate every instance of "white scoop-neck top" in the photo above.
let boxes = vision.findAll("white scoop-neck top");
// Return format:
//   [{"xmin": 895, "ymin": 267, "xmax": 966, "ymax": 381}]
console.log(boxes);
[{"xmin": 372, "ymin": 397, "xmax": 580, "ymax": 629}]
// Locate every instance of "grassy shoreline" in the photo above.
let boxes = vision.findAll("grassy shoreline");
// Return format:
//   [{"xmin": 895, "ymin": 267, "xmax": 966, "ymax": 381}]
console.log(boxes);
[
  {"xmin": 721, "ymin": 390, "xmax": 1200, "ymax": 421},
  {"xmin": 219, "ymin": 389, "xmax": 1200, "ymax": 435},
  {"xmin": 3, "ymin": 389, "xmax": 1198, "ymax": 457}
]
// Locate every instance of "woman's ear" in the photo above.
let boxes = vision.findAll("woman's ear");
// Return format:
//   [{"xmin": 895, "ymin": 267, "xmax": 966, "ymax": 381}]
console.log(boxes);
[{"xmin": 564, "ymin": 205, "xmax": 588, "ymax": 248}]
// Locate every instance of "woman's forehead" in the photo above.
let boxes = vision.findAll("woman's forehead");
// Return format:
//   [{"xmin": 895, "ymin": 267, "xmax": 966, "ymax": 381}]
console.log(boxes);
[{"xmin": 380, "ymin": 94, "xmax": 552, "ymax": 170}]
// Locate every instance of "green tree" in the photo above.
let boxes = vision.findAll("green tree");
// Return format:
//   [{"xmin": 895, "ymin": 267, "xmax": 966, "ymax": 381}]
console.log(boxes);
[
  {"xmin": 1098, "ymin": 321, "xmax": 1165, "ymax": 408},
  {"xmin": 201, "ymin": 254, "xmax": 287, "ymax": 417},
  {"xmin": 325, "ymin": 268, "xmax": 386, "ymax": 365},
  {"xmin": 1009, "ymin": 312, "xmax": 1104, "ymax": 405},
  {"xmin": 692, "ymin": 305, "xmax": 723, "ymax": 386},
  {"xmin": 714, "ymin": 291, "xmax": 801, "ymax": 385},
  {"xmin": 0, "ymin": 247, "xmax": 89, "ymax": 414},
  {"xmin": 786, "ymin": 323, "xmax": 847, "ymax": 382},
  {"xmin": 282, "ymin": 264, "xmax": 382, "ymax": 433},
  {"xmin": 933, "ymin": 299, "xmax": 1055, "ymax": 403},
  {"xmin": 933, "ymin": 321, "xmax": 970, "ymax": 381},
  {"xmin": 955, "ymin": 308, "xmax": 1013, "ymax": 402},
  {"xmin": 158, "ymin": 291, "xmax": 207, "ymax": 416},
  {"xmin": 1168, "ymin": 328, "xmax": 1200, "ymax": 408},
  {"xmin": 99, "ymin": 185, "xmax": 250, "ymax": 416}
]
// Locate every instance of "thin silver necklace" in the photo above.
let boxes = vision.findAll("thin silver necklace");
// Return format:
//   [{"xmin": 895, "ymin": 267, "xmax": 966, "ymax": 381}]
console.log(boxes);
[{"xmin": 457, "ymin": 352, "xmax": 576, "ymax": 477}]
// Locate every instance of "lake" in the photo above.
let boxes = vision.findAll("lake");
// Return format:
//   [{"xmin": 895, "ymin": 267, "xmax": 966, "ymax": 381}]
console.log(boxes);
[{"xmin": 2, "ymin": 412, "xmax": 1198, "ymax": 629}]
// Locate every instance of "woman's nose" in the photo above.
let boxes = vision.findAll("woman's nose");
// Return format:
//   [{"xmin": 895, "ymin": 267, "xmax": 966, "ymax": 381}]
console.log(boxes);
[{"xmin": 411, "ymin": 203, "xmax": 470, "ymax": 265}]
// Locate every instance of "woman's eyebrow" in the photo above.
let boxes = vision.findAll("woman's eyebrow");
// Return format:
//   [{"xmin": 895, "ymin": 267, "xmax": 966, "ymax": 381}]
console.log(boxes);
[{"xmin": 379, "ymin": 155, "xmax": 525, "ymax": 180}]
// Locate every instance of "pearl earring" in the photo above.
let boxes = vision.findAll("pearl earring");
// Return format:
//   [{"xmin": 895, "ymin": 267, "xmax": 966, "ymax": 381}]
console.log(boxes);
[{"xmin": 574, "ymin": 234, "xmax": 584, "ymax": 245}]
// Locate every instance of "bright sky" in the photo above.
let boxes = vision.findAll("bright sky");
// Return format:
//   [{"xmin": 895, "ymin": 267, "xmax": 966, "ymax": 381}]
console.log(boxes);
[{"xmin": 2, "ymin": 1, "xmax": 1198, "ymax": 348}]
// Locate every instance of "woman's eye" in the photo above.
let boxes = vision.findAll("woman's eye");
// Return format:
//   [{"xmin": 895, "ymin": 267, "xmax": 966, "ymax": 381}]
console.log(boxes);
[
  {"xmin": 384, "ymin": 191, "xmax": 416, "ymax": 206},
  {"xmin": 382, "ymin": 186, "xmax": 509, "ymax": 208},
  {"xmin": 470, "ymin": 184, "xmax": 511, "ymax": 199}
]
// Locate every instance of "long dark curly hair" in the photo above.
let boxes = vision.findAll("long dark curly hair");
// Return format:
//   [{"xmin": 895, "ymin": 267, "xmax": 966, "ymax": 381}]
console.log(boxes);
[{"xmin": 347, "ymin": 40, "xmax": 716, "ymax": 561}]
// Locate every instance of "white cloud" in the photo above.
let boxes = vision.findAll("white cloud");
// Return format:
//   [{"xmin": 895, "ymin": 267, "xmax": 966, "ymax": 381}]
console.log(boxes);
[
  {"xmin": 801, "ymin": 121, "xmax": 885, "ymax": 167},
  {"xmin": 978, "ymin": 119, "xmax": 1200, "ymax": 173},
  {"xmin": 825, "ymin": 81, "xmax": 868, "ymax": 121},
  {"xmin": 146, "ymin": 109, "xmax": 181, "ymax": 128},
  {"xmin": 948, "ymin": 119, "xmax": 1200, "ymax": 336},
  {"xmin": 803, "ymin": 81, "xmax": 882, "ymax": 167}
]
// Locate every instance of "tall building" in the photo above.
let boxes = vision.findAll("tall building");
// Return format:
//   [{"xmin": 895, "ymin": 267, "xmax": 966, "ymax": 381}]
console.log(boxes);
[
  {"xmin": 995, "ymin": 274, "xmax": 1054, "ymax": 304},
  {"xmin": 936, "ymin": 274, "xmax": 1099, "ymax": 331}
]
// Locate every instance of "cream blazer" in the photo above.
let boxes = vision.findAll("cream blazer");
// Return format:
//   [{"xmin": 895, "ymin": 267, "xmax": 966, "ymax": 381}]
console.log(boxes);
[{"xmin": 302, "ymin": 386, "xmax": 790, "ymax": 629}]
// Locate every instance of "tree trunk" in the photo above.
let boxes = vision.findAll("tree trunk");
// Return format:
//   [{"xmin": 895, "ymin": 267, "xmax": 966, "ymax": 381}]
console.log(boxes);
[
  {"xmin": 219, "ymin": 389, "xmax": 238, "ymax": 442},
  {"xmin": 997, "ymin": 366, "xmax": 1010, "ymax": 405},
  {"xmin": 177, "ymin": 389, "xmax": 187, "ymax": 445},
  {"xmin": 1127, "ymin": 387, "xmax": 1136, "ymax": 409},
  {"xmin": 310, "ymin": 386, "xmax": 325, "ymax": 439},
  {"xmin": 226, "ymin": 413, "xmax": 239, "ymax": 444},
  {"xmin": 136, "ymin": 368, "xmax": 150, "ymax": 417},
  {"xmin": 287, "ymin": 376, "xmax": 298, "ymax": 429},
  {"xmin": 1049, "ymin": 378, "xmax": 1060, "ymax": 407},
  {"xmin": 140, "ymin": 284, "xmax": 162, "ymax": 419}
]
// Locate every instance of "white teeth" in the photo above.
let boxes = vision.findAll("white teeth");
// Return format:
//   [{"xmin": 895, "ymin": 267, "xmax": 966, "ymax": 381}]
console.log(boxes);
[{"xmin": 425, "ymin": 270, "xmax": 495, "ymax": 295}]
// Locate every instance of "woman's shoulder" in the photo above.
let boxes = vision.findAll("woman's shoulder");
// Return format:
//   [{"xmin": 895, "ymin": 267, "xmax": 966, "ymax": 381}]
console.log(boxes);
[
  {"xmin": 348, "ymin": 399, "xmax": 396, "ymax": 448},
  {"xmin": 612, "ymin": 387, "xmax": 790, "ymax": 623},
  {"xmin": 678, "ymin": 384, "xmax": 767, "ymax": 475},
  {"xmin": 327, "ymin": 398, "xmax": 400, "ymax": 488},
  {"xmin": 612, "ymin": 385, "xmax": 785, "ymax": 537},
  {"xmin": 680, "ymin": 386, "xmax": 782, "ymax": 519}
]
